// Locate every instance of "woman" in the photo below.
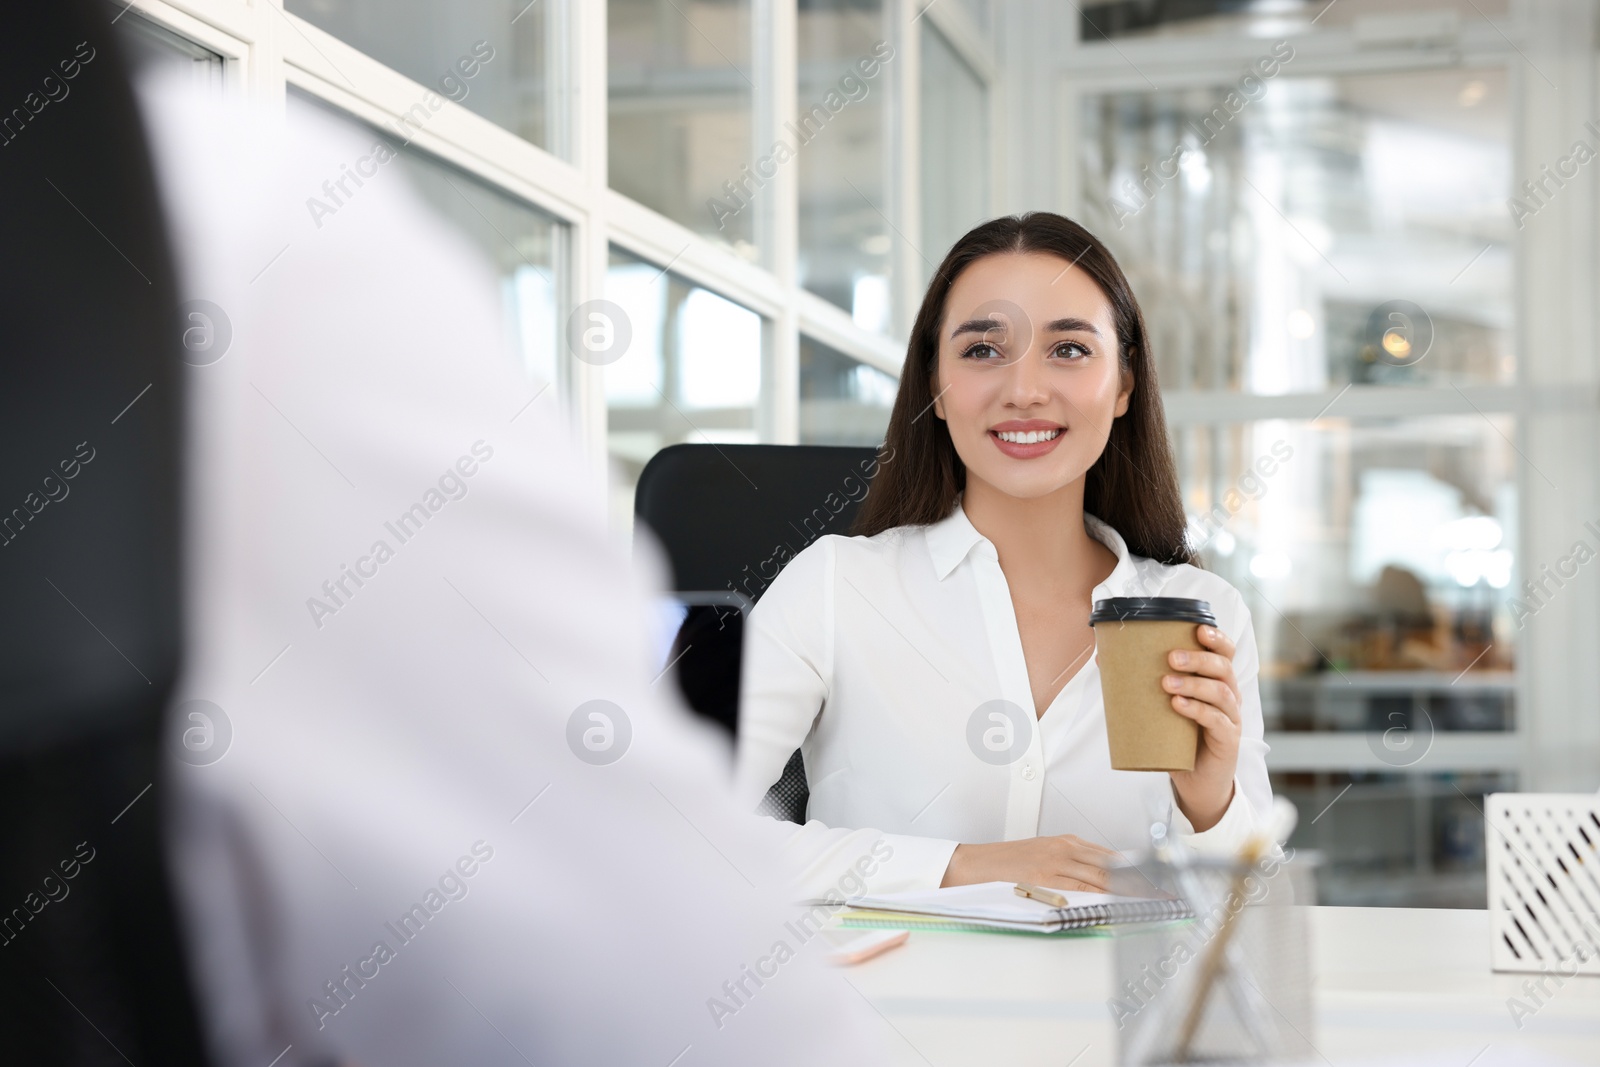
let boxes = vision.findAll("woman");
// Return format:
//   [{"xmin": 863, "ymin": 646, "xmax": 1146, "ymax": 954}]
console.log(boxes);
[{"xmin": 735, "ymin": 212, "xmax": 1272, "ymax": 900}]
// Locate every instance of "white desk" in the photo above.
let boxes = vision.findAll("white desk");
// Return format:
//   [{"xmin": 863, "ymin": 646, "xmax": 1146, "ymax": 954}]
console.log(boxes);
[{"xmin": 848, "ymin": 908, "xmax": 1600, "ymax": 1066}]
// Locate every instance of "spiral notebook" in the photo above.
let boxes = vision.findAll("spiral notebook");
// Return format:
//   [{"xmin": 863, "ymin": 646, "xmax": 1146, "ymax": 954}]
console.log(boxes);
[{"xmin": 842, "ymin": 881, "xmax": 1190, "ymax": 934}]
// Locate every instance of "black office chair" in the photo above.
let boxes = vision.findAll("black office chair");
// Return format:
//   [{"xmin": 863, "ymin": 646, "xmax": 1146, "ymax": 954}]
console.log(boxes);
[
  {"xmin": 635, "ymin": 442, "xmax": 885, "ymax": 823},
  {"xmin": 0, "ymin": 3, "xmax": 209, "ymax": 1062}
]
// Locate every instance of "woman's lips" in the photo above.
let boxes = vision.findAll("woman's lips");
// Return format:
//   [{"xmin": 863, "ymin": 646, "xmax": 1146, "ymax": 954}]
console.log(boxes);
[{"xmin": 988, "ymin": 427, "xmax": 1064, "ymax": 459}]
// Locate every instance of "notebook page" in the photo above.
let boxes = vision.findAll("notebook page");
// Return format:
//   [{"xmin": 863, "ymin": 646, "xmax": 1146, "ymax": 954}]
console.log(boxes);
[{"xmin": 850, "ymin": 881, "xmax": 1158, "ymax": 924}]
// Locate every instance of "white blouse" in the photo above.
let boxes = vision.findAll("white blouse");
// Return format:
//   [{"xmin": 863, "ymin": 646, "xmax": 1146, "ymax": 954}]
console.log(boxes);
[{"xmin": 735, "ymin": 498, "xmax": 1273, "ymax": 899}]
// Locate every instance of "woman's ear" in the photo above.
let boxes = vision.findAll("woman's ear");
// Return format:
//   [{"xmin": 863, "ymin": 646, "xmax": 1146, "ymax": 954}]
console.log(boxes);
[
  {"xmin": 1113, "ymin": 360, "xmax": 1134, "ymax": 418},
  {"xmin": 929, "ymin": 364, "xmax": 947, "ymax": 420}
]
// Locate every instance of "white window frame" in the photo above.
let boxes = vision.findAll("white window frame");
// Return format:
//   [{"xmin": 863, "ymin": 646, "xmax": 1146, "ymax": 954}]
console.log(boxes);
[{"xmin": 124, "ymin": 0, "xmax": 997, "ymax": 479}]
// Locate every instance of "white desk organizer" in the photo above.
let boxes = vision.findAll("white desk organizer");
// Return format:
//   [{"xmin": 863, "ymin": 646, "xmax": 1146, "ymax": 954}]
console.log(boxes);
[{"xmin": 1486, "ymin": 792, "xmax": 1600, "ymax": 975}]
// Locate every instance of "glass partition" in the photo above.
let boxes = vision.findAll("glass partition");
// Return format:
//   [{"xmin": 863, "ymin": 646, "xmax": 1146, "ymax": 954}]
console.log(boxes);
[
  {"xmin": 116, "ymin": 8, "xmax": 225, "ymax": 89},
  {"xmin": 919, "ymin": 19, "xmax": 989, "ymax": 284},
  {"xmin": 288, "ymin": 90, "xmax": 563, "ymax": 391},
  {"xmin": 1080, "ymin": 66, "xmax": 1513, "ymax": 392},
  {"xmin": 799, "ymin": 335, "xmax": 897, "ymax": 446},
  {"xmin": 392, "ymin": 150, "xmax": 563, "ymax": 390},
  {"xmin": 1179, "ymin": 415, "xmax": 1517, "ymax": 699},
  {"xmin": 1275, "ymin": 768, "xmax": 1514, "ymax": 908},
  {"xmin": 1178, "ymin": 413, "xmax": 1519, "ymax": 909},
  {"xmin": 605, "ymin": 246, "xmax": 764, "ymax": 523},
  {"xmin": 609, "ymin": 0, "xmax": 755, "ymax": 257},
  {"xmin": 287, "ymin": 0, "xmax": 561, "ymax": 154},
  {"xmin": 797, "ymin": 0, "xmax": 893, "ymax": 331},
  {"xmin": 1078, "ymin": 0, "xmax": 1509, "ymax": 42}
]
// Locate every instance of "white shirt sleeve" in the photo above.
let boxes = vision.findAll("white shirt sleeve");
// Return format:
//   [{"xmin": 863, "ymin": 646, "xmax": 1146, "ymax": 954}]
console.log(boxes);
[
  {"xmin": 737, "ymin": 537, "xmax": 960, "ymax": 898},
  {"xmin": 1168, "ymin": 585, "xmax": 1272, "ymax": 853}
]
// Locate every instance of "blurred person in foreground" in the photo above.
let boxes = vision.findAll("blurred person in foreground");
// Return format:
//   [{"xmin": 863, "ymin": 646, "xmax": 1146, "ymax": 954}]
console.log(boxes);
[{"xmin": 130, "ymin": 56, "xmax": 883, "ymax": 1067}]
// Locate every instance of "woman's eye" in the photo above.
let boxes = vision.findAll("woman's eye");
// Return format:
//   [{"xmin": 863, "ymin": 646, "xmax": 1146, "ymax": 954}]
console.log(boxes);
[{"xmin": 959, "ymin": 341, "xmax": 1088, "ymax": 361}]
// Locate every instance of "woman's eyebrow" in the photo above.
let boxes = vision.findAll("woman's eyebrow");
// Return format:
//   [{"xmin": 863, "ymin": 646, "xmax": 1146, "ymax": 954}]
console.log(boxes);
[
  {"xmin": 1043, "ymin": 316, "xmax": 1101, "ymax": 336},
  {"xmin": 948, "ymin": 315, "xmax": 1102, "ymax": 339},
  {"xmin": 948, "ymin": 316, "xmax": 1008, "ymax": 339}
]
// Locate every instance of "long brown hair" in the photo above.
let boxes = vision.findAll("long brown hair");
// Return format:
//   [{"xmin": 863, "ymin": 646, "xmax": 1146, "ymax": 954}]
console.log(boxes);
[{"xmin": 851, "ymin": 212, "xmax": 1194, "ymax": 566}]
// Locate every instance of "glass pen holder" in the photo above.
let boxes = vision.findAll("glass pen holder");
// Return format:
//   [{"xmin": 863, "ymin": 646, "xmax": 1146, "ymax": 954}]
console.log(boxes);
[{"xmin": 1105, "ymin": 847, "xmax": 1320, "ymax": 1066}]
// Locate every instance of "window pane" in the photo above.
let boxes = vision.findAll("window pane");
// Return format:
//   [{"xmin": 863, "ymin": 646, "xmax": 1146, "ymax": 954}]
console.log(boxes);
[
  {"xmin": 288, "ymin": 90, "xmax": 563, "ymax": 391},
  {"xmin": 1274, "ymin": 769, "xmax": 1514, "ymax": 908},
  {"xmin": 1080, "ymin": 67, "xmax": 1512, "ymax": 392},
  {"xmin": 1079, "ymin": 0, "xmax": 1508, "ymax": 42},
  {"xmin": 390, "ymin": 150, "xmax": 562, "ymax": 390},
  {"xmin": 609, "ymin": 0, "xmax": 754, "ymax": 257},
  {"xmin": 797, "ymin": 0, "xmax": 893, "ymax": 331},
  {"xmin": 919, "ymin": 21, "xmax": 988, "ymax": 286},
  {"xmin": 116, "ymin": 10, "xmax": 225, "ymax": 88},
  {"xmin": 287, "ymin": 0, "xmax": 558, "ymax": 154},
  {"xmin": 1176, "ymin": 415, "xmax": 1517, "ymax": 725},
  {"xmin": 605, "ymin": 247, "xmax": 763, "ymax": 523},
  {"xmin": 955, "ymin": 0, "xmax": 991, "ymax": 34},
  {"xmin": 799, "ymin": 337, "xmax": 897, "ymax": 445},
  {"xmin": 1183, "ymin": 414, "xmax": 1519, "ymax": 908}
]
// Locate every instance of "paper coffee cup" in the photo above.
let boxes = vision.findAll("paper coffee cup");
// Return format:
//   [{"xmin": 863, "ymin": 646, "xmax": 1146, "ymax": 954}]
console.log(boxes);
[{"xmin": 1090, "ymin": 597, "xmax": 1217, "ymax": 773}]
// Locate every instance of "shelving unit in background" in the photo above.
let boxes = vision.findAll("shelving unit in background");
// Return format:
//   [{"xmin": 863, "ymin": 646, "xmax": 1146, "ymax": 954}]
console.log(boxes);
[{"xmin": 1264, "ymin": 669, "xmax": 1519, "ymax": 908}]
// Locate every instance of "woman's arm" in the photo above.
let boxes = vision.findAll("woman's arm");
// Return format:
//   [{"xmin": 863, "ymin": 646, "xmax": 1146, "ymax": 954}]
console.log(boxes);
[
  {"xmin": 736, "ymin": 537, "xmax": 962, "ymax": 897},
  {"xmin": 733, "ymin": 537, "xmax": 834, "ymax": 812},
  {"xmin": 750, "ymin": 819, "xmax": 963, "ymax": 900}
]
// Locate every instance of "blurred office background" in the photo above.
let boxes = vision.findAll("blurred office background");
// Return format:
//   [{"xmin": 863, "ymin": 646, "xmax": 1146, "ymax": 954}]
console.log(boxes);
[{"xmin": 118, "ymin": 0, "xmax": 1599, "ymax": 907}]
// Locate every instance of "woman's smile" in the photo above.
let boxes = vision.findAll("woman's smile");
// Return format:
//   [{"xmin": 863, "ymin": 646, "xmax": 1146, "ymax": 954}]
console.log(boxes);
[{"xmin": 989, "ymin": 418, "xmax": 1066, "ymax": 458}]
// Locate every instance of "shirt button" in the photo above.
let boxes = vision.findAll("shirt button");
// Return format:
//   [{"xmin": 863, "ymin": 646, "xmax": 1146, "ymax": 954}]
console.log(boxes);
[{"xmin": 1022, "ymin": 764, "xmax": 1037, "ymax": 781}]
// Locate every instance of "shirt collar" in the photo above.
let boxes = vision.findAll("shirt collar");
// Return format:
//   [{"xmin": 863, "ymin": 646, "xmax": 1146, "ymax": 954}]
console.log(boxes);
[
  {"xmin": 925, "ymin": 497, "xmax": 991, "ymax": 580},
  {"xmin": 925, "ymin": 495, "xmax": 1144, "ymax": 592}
]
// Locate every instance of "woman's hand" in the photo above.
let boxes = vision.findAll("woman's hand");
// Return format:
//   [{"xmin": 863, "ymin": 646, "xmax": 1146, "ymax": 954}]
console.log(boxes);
[
  {"xmin": 1165, "ymin": 623, "xmax": 1242, "ymax": 832},
  {"xmin": 939, "ymin": 834, "xmax": 1117, "ymax": 892}
]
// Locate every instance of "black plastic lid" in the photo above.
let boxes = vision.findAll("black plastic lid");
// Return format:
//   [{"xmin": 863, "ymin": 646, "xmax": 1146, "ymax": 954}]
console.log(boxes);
[{"xmin": 1089, "ymin": 596, "xmax": 1216, "ymax": 626}]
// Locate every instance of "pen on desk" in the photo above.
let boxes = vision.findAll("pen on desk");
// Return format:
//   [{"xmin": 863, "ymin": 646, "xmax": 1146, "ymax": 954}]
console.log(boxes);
[{"xmin": 1013, "ymin": 883, "xmax": 1068, "ymax": 908}]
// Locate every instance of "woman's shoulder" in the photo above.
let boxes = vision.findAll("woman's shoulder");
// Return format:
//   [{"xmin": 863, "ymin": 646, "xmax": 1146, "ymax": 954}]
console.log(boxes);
[
  {"xmin": 751, "ymin": 526, "xmax": 898, "ymax": 598},
  {"xmin": 754, "ymin": 525, "xmax": 919, "ymax": 600},
  {"xmin": 802, "ymin": 521, "xmax": 920, "ymax": 559},
  {"xmin": 840, "ymin": 521, "xmax": 921, "ymax": 553},
  {"xmin": 813, "ymin": 525, "xmax": 918, "ymax": 567}
]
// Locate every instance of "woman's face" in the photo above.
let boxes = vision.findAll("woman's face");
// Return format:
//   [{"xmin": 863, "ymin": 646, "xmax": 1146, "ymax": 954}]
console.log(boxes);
[{"xmin": 931, "ymin": 250, "xmax": 1133, "ymax": 502}]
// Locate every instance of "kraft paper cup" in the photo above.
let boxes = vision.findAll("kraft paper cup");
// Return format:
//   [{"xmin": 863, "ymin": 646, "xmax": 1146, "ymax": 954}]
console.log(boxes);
[{"xmin": 1090, "ymin": 597, "xmax": 1217, "ymax": 773}]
